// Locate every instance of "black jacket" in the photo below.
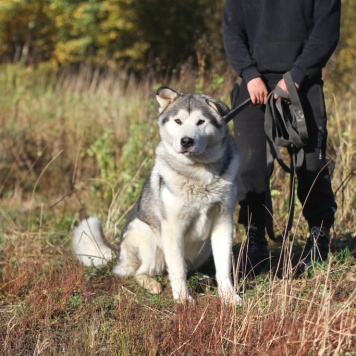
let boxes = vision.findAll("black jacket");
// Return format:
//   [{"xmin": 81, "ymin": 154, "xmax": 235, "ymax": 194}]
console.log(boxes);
[{"xmin": 223, "ymin": 0, "xmax": 341, "ymax": 85}]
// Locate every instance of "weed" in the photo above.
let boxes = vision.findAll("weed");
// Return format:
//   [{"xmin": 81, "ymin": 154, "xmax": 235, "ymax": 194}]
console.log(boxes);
[{"xmin": 67, "ymin": 291, "xmax": 83, "ymax": 312}]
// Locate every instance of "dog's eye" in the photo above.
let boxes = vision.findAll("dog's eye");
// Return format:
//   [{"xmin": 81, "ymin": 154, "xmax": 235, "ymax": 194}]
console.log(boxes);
[
  {"xmin": 197, "ymin": 120, "xmax": 205, "ymax": 126},
  {"xmin": 175, "ymin": 119, "xmax": 182, "ymax": 125}
]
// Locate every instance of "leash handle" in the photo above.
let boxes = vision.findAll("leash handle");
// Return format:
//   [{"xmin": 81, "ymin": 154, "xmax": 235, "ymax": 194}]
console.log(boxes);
[{"xmin": 277, "ymin": 72, "xmax": 308, "ymax": 142}]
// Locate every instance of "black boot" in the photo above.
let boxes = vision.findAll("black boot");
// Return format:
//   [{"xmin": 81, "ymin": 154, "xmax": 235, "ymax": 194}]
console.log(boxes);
[
  {"xmin": 298, "ymin": 225, "xmax": 330, "ymax": 272},
  {"xmin": 238, "ymin": 224, "xmax": 269, "ymax": 278}
]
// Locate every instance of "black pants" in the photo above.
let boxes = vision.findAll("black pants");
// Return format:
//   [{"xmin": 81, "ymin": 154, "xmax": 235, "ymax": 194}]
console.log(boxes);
[{"xmin": 233, "ymin": 74, "xmax": 337, "ymax": 230}]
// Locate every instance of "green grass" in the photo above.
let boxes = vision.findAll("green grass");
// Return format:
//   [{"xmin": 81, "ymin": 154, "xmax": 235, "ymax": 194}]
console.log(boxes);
[{"xmin": 0, "ymin": 64, "xmax": 355, "ymax": 355}]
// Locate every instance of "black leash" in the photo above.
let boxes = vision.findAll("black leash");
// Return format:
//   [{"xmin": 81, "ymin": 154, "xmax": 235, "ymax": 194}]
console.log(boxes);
[
  {"xmin": 222, "ymin": 97, "xmax": 252, "ymax": 123},
  {"xmin": 264, "ymin": 72, "xmax": 308, "ymax": 242}
]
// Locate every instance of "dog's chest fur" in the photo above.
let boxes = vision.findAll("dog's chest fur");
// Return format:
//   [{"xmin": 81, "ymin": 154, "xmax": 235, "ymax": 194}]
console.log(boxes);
[
  {"xmin": 159, "ymin": 162, "xmax": 233, "ymax": 206},
  {"xmin": 154, "ymin": 159, "xmax": 235, "ymax": 241}
]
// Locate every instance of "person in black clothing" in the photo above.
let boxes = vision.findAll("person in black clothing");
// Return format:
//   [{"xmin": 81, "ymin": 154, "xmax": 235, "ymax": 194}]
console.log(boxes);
[{"xmin": 223, "ymin": 0, "xmax": 340, "ymax": 276}]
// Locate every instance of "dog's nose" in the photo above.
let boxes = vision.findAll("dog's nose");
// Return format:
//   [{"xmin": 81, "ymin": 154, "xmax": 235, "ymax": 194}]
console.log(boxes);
[{"xmin": 181, "ymin": 137, "xmax": 194, "ymax": 148}]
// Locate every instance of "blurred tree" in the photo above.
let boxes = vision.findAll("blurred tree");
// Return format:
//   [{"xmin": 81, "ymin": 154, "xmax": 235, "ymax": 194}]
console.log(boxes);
[
  {"xmin": 0, "ymin": 0, "xmax": 354, "ymax": 90},
  {"xmin": 133, "ymin": 0, "xmax": 206, "ymax": 71},
  {"xmin": 0, "ymin": 0, "xmax": 55, "ymax": 64},
  {"xmin": 0, "ymin": 0, "xmax": 223, "ymax": 71},
  {"xmin": 49, "ymin": 0, "xmax": 110, "ymax": 65},
  {"xmin": 328, "ymin": 0, "xmax": 356, "ymax": 91}
]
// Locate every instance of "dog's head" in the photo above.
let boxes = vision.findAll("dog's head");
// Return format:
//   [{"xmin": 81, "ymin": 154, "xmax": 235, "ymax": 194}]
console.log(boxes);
[{"xmin": 156, "ymin": 87, "xmax": 231, "ymax": 161}]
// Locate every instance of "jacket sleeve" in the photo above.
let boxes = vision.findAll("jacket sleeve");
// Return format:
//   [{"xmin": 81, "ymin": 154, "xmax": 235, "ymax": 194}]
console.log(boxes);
[
  {"xmin": 223, "ymin": 0, "xmax": 260, "ymax": 82},
  {"xmin": 291, "ymin": 0, "xmax": 341, "ymax": 85}
]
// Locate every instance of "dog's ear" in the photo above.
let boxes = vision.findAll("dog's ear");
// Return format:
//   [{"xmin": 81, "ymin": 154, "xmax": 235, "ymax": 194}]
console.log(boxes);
[
  {"xmin": 206, "ymin": 99, "xmax": 230, "ymax": 117},
  {"xmin": 156, "ymin": 87, "xmax": 180, "ymax": 113}
]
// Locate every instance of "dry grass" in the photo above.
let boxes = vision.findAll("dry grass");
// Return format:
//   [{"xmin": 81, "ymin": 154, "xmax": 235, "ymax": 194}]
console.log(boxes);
[
  {"xmin": 1, "ymin": 231, "xmax": 355, "ymax": 355},
  {"xmin": 0, "ymin": 64, "xmax": 355, "ymax": 355}
]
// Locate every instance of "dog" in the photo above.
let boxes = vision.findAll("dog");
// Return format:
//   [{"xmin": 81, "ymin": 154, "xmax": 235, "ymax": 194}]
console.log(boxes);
[{"xmin": 72, "ymin": 87, "xmax": 242, "ymax": 305}]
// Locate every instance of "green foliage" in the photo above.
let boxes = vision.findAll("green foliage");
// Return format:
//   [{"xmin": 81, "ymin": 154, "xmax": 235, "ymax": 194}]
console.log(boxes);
[
  {"xmin": 332, "ymin": 246, "xmax": 350, "ymax": 263},
  {"xmin": 87, "ymin": 129, "xmax": 117, "ymax": 185},
  {"xmin": 117, "ymin": 120, "xmax": 157, "ymax": 208},
  {"xmin": 0, "ymin": 0, "xmax": 225, "ymax": 72},
  {"xmin": 212, "ymin": 73, "xmax": 224, "ymax": 91},
  {"xmin": 67, "ymin": 291, "xmax": 83, "ymax": 312}
]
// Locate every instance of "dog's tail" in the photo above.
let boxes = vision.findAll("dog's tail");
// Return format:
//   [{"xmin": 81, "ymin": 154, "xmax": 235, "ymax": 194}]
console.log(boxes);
[{"xmin": 72, "ymin": 217, "xmax": 115, "ymax": 267}]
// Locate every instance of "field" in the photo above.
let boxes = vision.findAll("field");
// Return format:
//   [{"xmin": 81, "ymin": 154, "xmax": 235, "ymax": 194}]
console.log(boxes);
[{"xmin": 0, "ymin": 64, "xmax": 355, "ymax": 355}]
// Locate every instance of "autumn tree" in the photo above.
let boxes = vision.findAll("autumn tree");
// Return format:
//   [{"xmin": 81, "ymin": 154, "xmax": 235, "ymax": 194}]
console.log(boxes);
[
  {"xmin": 328, "ymin": 0, "xmax": 356, "ymax": 90},
  {"xmin": 0, "ymin": 0, "xmax": 354, "ymax": 89}
]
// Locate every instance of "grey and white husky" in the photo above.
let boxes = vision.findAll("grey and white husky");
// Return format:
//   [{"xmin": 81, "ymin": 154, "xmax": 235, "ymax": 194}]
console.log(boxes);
[{"xmin": 72, "ymin": 87, "xmax": 241, "ymax": 305}]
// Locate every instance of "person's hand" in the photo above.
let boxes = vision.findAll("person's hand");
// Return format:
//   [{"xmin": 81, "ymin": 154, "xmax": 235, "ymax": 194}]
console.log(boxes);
[
  {"xmin": 247, "ymin": 77, "xmax": 268, "ymax": 105},
  {"xmin": 273, "ymin": 78, "xmax": 300, "ymax": 102}
]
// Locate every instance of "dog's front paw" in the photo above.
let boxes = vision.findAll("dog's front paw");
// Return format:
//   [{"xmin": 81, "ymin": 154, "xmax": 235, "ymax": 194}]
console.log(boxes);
[
  {"xmin": 173, "ymin": 290, "xmax": 195, "ymax": 304},
  {"xmin": 135, "ymin": 275, "xmax": 163, "ymax": 294},
  {"xmin": 176, "ymin": 295, "xmax": 196, "ymax": 305},
  {"xmin": 218, "ymin": 287, "xmax": 243, "ymax": 307},
  {"xmin": 232, "ymin": 293, "xmax": 243, "ymax": 306}
]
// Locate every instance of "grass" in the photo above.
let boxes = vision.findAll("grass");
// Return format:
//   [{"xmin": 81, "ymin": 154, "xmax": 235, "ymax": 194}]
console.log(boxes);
[{"xmin": 0, "ymin": 63, "xmax": 355, "ymax": 355}]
